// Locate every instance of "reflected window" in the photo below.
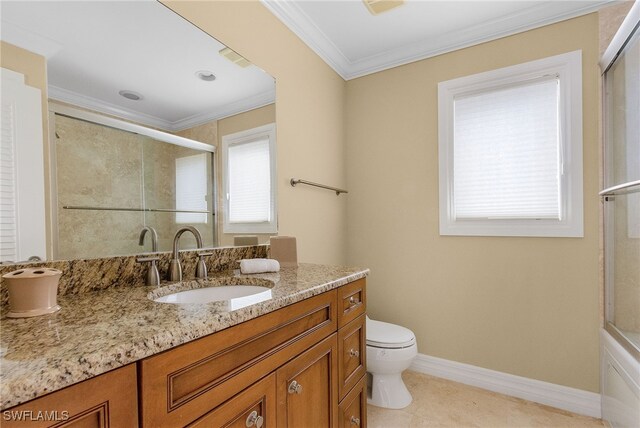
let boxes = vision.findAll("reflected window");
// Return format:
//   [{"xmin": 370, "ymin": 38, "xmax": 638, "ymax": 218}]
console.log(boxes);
[
  {"xmin": 175, "ymin": 153, "xmax": 208, "ymax": 224},
  {"xmin": 222, "ymin": 123, "xmax": 277, "ymax": 233}
]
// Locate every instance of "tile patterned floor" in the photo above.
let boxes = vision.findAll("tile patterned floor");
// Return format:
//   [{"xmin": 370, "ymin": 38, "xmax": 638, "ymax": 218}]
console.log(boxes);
[{"xmin": 367, "ymin": 371, "xmax": 605, "ymax": 428}]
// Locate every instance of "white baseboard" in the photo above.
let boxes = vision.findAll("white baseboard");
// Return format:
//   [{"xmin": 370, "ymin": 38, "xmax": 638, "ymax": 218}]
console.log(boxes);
[{"xmin": 410, "ymin": 353, "xmax": 601, "ymax": 419}]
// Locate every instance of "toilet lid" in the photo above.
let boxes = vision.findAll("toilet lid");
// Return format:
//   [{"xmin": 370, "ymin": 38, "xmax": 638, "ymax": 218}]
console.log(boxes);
[{"xmin": 366, "ymin": 318, "xmax": 416, "ymax": 348}]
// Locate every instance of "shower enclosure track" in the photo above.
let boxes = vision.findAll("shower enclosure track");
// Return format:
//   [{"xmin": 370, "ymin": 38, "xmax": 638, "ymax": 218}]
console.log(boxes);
[{"xmin": 62, "ymin": 206, "xmax": 211, "ymax": 214}]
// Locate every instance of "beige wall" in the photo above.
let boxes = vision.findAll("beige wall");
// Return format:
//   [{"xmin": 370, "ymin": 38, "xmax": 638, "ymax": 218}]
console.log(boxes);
[
  {"xmin": 1, "ymin": 41, "xmax": 52, "ymax": 258},
  {"xmin": 218, "ymin": 104, "xmax": 275, "ymax": 140},
  {"xmin": 164, "ymin": 1, "xmax": 347, "ymax": 264},
  {"xmin": 217, "ymin": 104, "xmax": 276, "ymax": 247},
  {"xmin": 346, "ymin": 15, "xmax": 601, "ymax": 392}
]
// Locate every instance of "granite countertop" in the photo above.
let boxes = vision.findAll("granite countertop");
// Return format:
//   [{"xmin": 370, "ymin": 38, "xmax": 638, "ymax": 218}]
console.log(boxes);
[{"xmin": 0, "ymin": 263, "xmax": 369, "ymax": 410}]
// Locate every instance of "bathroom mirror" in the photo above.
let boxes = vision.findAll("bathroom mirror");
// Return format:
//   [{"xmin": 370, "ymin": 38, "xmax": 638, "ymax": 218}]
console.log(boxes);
[{"xmin": 0, "ymin": 0, "xmax": 276, "ymax": 262}]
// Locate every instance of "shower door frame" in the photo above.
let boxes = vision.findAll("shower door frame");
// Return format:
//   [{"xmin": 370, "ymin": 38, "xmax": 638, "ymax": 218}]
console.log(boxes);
[{"xmin": 600, "ymin": 2, "xmax": 640, "ymax": 362}]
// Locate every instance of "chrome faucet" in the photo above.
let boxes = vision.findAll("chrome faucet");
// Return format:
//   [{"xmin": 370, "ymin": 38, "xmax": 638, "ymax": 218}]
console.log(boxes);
[
  {"xmin": 169, "ymin": 226, "xmax": 207, "ymax": 281},
  {"xmin": 137, "ymin": 226, "xmax": 160, "ymax": 286},
  {"xmin": 139, "ymin": 226, "xmax": 158, "ymax": 252}
]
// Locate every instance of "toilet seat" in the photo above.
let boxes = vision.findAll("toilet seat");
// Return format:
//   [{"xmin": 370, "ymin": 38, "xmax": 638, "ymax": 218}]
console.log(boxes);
[{"xmin": 366, "ymin": 317, "xmax": 416, "ymax": 349}]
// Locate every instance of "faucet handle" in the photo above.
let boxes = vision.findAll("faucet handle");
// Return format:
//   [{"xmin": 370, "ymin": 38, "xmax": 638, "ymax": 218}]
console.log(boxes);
[
  {"xmin": 195, "ymin": 252, "xmax": 212, "ymax": 279},
  {"xmin": 136, "ymin": 257, "xmax": 160, "ymax": 286},
  {"xmin": 137, "ymin": 256, "xmax": 160, "ymax": 263}
]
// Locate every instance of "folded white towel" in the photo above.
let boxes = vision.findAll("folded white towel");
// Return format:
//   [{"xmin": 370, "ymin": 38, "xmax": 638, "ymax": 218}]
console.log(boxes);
[{"xmin": 240, "ymin": 258, "xmax": 280, "ymax": 274}]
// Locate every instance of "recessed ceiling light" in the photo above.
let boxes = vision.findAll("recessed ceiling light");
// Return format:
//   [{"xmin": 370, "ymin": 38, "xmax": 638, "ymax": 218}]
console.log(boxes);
[
  {"xmin": 363, "ymin": 0, "xmax": 404, "ymax": 15},
  {"xmin": 196, "ymin": 70, "xmax": 216, "ymax": 81},
  {"xmin": 118, "ymin": 90, "xmax": 142, "ymax": 101}
]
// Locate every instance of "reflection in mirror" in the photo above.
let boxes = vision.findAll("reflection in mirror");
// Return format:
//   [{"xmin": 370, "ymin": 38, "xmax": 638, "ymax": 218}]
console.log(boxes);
[
  {"xmin": 53, "ymin": 108, "xmax": 216, "ymax": 259},
  {"xmin": 0, "ymin": 0, "xmax": 276, "ymax": 263}
]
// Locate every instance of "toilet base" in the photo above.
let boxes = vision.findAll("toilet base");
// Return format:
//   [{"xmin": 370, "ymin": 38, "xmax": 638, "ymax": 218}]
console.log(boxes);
[{"xmin": 367, "ymin": 372, "xmax": 413, "ymax": 409}]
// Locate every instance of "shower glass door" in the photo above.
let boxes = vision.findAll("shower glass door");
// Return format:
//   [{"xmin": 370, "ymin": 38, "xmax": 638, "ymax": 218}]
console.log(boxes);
[{"xmin": 602, "ymin": 24, "xmax": 640, "ymax": 357}]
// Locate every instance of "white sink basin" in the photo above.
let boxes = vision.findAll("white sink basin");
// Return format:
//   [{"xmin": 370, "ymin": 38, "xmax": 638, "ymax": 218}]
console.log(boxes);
[{"xmin": 154, "ymin": 285, "xmax": 272, "ymax": 310}]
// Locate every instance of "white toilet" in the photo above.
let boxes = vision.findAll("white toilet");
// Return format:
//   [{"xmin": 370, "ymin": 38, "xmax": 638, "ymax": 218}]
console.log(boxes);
[{"xmin": 366, "ymin": 315, "xmax": 418, "ymax": 409}]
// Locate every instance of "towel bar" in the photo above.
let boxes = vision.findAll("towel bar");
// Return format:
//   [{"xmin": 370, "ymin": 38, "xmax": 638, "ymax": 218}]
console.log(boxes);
[{"xmin": 290, "ymin": 178, "xmax": 348, "ymax": 195}]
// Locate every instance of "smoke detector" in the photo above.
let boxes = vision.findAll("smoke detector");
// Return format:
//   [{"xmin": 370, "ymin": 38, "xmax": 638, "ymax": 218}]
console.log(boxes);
[
  {"xmin": 219, "ymin": 47, "xmax": 252, "ymax": 68},
  {"xmin": 363, "ymin": 0, "xmax": 404, "ymax": 15}
]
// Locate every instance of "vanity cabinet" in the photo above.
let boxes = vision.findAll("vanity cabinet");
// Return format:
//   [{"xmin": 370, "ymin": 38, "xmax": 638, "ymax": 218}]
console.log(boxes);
[
  {"xmin": 139, "ymin": 290, "xmax": 339, "ymax": 427},
  {"xmin": 140, "ymin": 278, "xmax": 367, "ymax": 427},
  {"xmin": 1, "ymin": 364, "xmax": 137, "ymax": 428},
  {"xmin": 3, "ymin": 278, "xmax": 367, "ymax": 428}
]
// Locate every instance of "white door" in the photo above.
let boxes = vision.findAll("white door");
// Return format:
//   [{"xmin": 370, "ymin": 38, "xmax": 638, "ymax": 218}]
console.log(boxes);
[{"xmin": 0, "ymin": 67, "xmax": 46, "ymax": 262}]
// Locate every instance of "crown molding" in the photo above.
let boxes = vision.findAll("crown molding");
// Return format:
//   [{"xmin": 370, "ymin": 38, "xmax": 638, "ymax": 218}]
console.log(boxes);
[
  {"xmin": 170, "ymin": 89, "xmax": 276, "ymax": 131},
  {"xmin": 49, "ymin": 85, "xmax": 276, "ymax": 132},
  {"xmin": 48, "ymin": 85, "xmax": 175, "ymax": 130},
  {"xmin": 260, "ymin": 0, "xmax": 352, "ymax": 77},
  {"xmin": 261, "ymin": 0, "xmax": 615, "ymax": 81},
  {"xmin": 1, "ymin": 19, "xmax": 62, "ymax": 58}
]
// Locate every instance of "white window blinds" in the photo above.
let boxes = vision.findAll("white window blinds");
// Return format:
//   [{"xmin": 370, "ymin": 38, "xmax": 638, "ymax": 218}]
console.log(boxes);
[
  {"xmin": 175, "ymin": 153, "xmax": 208, "ymax": 224},
  {"xmin": 0, "ymin": 103, "xmax": 18, "ymax": 261},
  {"xmin": 453, "ymin": 78, "xmax": 561, "ymax": 220},
  {"xmin": 228, "ymin": 138, "xmax": 271, "ymax": 223}
]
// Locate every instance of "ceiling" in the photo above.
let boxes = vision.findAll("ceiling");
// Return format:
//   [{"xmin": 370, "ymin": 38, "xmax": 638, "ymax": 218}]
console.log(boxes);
[
  {"xmin": 262, "ymin": 0, "xmax": 614, "ymax": 80},
  {"xmin": 1, "ymin": 0, "xmax": 275, "ymax": 131}
]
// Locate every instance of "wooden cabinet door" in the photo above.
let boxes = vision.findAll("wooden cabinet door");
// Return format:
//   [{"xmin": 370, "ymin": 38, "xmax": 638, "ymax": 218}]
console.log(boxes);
[
  {"xmin": 276, "ymin": 334, "xmax": 338, "ymax": 428},
  {"xmin": 338, "ymin": 314, "xmax": 366, "ymax": 400},
  {"xmin": 2, "ymin": 364, "xmax": 137, "ymax": 428},
  {"xmin": 188, "ymin": 374, "xmax": 276, "ymax": 428},
  {"xmin": 338, "ymin": 377, "xmax": 367, "ymax": 428}
]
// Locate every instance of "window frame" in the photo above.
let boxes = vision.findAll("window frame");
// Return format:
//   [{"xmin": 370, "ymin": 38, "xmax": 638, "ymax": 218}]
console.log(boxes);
[
  {"xmin": 437, "ymin": 50, "xmax": 584, "ymax": 237},
  {"xmin": 221, "ymin": 123, "xmax": 277, "ymax": 234}
]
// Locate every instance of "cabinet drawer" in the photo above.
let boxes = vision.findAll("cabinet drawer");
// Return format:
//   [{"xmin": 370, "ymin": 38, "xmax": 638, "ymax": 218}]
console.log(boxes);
[
  {"xmin": 140, "ymin": 290, "xmax": 337, "ymax": 428},
  {"xmin": 2, "ymin": 364, "xmax": 138, "ymax": 428},
  {"xmin": 339, "ymin": 376, "xmax": 367, "ymax": 428},
  {"xmin": 188, "ymin": 374, "xmax": 276, "ymax": 428},
  {"xmin": 338, "ymin": 279, "xmax": 366, "ymax": 328},
  {"xmin": 338, "ymin": 314, "xmax": 366, "ymax": 400},
  {"xmin": 276, "ymin": 334, "xmax": 339, "ymax": 428}
]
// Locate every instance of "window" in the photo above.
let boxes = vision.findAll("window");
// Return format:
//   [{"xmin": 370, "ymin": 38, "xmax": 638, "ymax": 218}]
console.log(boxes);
[
  {"xmin": 438, "ymin": 51, "xmax": 583, "ymax": 237},
  {"xmin": 175, "ymin": 153, "xmax": 209, "ymax": 224},
  {"xmin": 222, "ymin": 123, "xmax": 277, "ymax": 233}
]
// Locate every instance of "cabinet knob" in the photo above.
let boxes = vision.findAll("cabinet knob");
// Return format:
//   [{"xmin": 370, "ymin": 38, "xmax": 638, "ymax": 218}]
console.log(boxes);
[
  {"xmin": 349, "ymin": 349, "xmax": 360, "ymax": 358},
  {"xmin": 287, "ymin": 380, "xmax": 303, "ymax": 394},
  {"xmin": 350, "ymin": 416, "xmax": 361, "ymax": 426},
  {"xmin": 348, "ymin": 296, "xmax": 360, "ymax": 307},
  {"xmin": 246, "ymin": 410, "xmax": 264, "ymax": 428}
]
